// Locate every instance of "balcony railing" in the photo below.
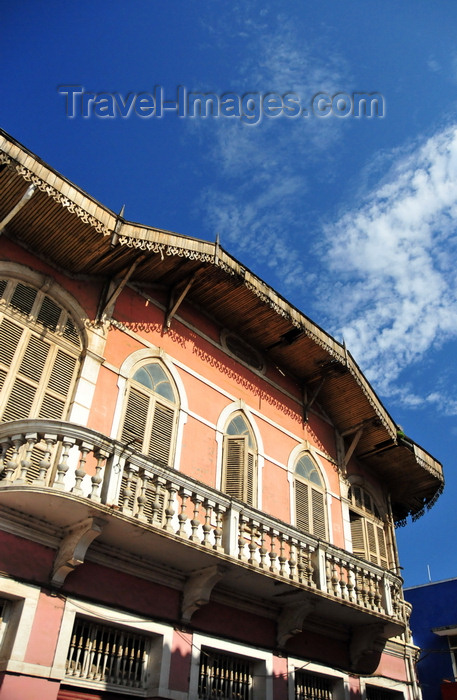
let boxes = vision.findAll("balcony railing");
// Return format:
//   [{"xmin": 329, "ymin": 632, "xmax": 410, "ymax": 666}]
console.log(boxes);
[{"xmin": 0, "ymin": 419, "xmax": 409, "ymax": 628}]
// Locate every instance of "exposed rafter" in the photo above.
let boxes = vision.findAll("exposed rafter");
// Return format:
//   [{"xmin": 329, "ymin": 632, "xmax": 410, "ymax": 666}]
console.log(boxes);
[
  {"xmin": 97, "ymin": 256, "xmax": 144, "ymax": 323},
  {"xmin": 164, "ymin": 269, "xmax": 201, "ymax": 332}
]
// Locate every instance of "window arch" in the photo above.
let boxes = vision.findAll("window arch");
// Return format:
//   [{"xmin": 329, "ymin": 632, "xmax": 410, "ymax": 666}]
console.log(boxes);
[
  {"xmin": 0, "ymin": 277, "xmax": 82, "ymax": 424},
  {"xmin": 294, "ymin": 453, "xmax": 327, "ymax": 539},
  {"xmin": 222, "ymin": 413, "xmax": 257, "ymax": 506},
  {"xmin": 119, "ymin": 361, "xmax": 178, "ymax": 468},
  {"xmin": 348, "ymin": 485, "xmax": 389, "ymax": 568}
]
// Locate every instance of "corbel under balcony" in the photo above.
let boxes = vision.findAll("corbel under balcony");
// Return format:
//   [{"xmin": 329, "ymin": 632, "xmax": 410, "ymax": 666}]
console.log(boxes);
[
  {"xmin": 181, "ymin": 564, "xmax": 226, "ymax": 622},
  {"xmin": 51, "ymin": 515, "xmax": 107, "ymax": 587},
  {"xmin": 277, "ymin": 598, "xmax": 316, "ymax": 647},
  {"xmin": 0, "ymin": 418, "xmax": 409, "ymax": 674}
]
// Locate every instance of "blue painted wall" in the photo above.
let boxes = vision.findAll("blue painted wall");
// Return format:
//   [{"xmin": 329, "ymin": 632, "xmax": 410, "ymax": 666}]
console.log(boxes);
[{"xmin": 405, "ymin": 579, "xmax": 457, "ymax": 700}]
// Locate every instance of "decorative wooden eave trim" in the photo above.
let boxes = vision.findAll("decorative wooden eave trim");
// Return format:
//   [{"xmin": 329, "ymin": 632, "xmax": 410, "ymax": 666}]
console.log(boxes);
[
  {"xmin": 0, "ymin": 132, "xmax": 401, "ymax": 442},
  {"xmin": 0, "ymin": 133, "xmax": 114, "ymax": 236},
  {"xmin": 0, "ymin": 130, "xmax": 444, "ymax": 505}
]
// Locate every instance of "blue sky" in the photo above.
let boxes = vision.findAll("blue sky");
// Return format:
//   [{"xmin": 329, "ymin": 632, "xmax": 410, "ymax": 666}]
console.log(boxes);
[{"xmin": 2, "ymin": 1, "xmax": 457, "ymax": 587}]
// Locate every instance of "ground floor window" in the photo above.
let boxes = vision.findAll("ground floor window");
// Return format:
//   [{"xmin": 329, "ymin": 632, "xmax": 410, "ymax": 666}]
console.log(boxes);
[
  {"xmin": 295, "ymin": 670, "xmax": 333, "ymax": 700},
  {"xmin": 365, "ymin": 685, "xmax": 404, "ymax": 700},
  {"xmin": 198, "ymin": 647, "xmax": 253, "ymax": 700},
  {"xmin": 65, "ymin": 617, "xmax": 150, "ymax": 690}
]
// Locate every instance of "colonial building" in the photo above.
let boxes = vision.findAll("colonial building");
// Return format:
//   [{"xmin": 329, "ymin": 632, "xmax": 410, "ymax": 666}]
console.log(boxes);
[{"xmin": 0, "ymin": 129, "xmax": 444, "ymax": 700}]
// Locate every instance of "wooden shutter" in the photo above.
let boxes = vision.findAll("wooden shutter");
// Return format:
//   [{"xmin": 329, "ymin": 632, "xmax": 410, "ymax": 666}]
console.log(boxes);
[
  {"xmin": 0, "ymin": 318, "xmax": 24, "ymax": 367},
  {"xmin": 2, "ymin": 378, "xmax": 36, "ymax": 422},
  {"xmin": 366, "ymin": 520, "xmax": 379, "ymax": 564},
  {"xmin": 40, "ymin": 349, "xmax": 77, "ymax": 419},
  {"xmin": 311, "ymin": 487, "xmax": 326, "ymax": 539},
  {"xmin": 350, "ymin": 513, "xmax": 366, "ymax": 558},
  {"xmin": 121, "ymin": 387, "xmax": 149, "ymax": 450},
  {"xmin": 149, "ymin": 401, "xmax": 174, "ymax": 467},
  {"xmin": 223, "ymin": 436, "xmax": 245, "ymax": 500},
  {"xmin": 376, "ymin": 524, "xmax": 388, "ymax": 568},
  {"xmin": 9, "ymin": 282, "xmax": 37, "ymax": 315},
  {"xmin": 246, "ymin": 450, "xmax": 256, "ymax": 506},
  {"xmin": 295, "ymin": 480, "xmax": 310, "ymax": 531}
]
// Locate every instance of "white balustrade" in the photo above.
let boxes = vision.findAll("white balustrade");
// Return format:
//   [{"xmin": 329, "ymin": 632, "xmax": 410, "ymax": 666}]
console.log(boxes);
[{"xmin": 0, "ymin": 418, "xmax": 405, "ymax": 624}]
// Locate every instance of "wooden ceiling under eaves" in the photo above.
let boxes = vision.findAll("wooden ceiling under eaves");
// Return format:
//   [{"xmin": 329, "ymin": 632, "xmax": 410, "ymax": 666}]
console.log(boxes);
[{"xmin": 0, "ymin": 130, "xmax": 444, "ymax": 523}]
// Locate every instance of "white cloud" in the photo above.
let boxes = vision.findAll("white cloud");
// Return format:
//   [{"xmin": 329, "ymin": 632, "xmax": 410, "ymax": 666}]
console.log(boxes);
[
  {"xmin": 196, "ymin": 8, "xmax": 350, "ymax": 289},
  {"xmin": 319, "ymin": 124, "xmax": 457, "ymax": 407}
]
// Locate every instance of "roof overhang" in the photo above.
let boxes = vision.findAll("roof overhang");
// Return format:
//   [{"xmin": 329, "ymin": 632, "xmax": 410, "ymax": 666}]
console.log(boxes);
[{"xmin": 0, "ymin": 129, "xmax": 444, "ymax": 523}]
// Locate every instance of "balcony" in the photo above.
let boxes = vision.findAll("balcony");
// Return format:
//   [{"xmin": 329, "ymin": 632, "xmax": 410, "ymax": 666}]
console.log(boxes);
[{"xmin": 0, "ymin": 419, "xmax": 409, "ymax": 673}]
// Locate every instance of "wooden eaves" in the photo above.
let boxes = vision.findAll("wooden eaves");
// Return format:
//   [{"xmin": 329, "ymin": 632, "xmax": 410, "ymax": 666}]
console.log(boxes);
[{"xmin": 0, "ymin": 129, "xmax": 444, "ymax": 524}]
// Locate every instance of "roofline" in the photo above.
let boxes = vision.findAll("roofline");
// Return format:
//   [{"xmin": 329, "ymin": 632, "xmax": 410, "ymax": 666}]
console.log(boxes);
[{"xmin": 0, "ymin": 129, "xmax": 444, "ymax": 487}]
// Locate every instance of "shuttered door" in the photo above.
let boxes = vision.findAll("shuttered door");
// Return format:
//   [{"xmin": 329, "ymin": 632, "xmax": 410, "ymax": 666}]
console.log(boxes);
[
  {"xmin": 295, "ymin": 480, "xmax": 310, "ymax": 531},
  {"xmin": 223, "ymin": 437, "xmax": 245, "ymax": 501},
  {"xmin": 149, "ymin": 401, "xmax": 174, "ymax": 467},
  {"xmin": 311, "ymin": 487, "xmax": 327, "ymax": 539},
  {"xmin": 377, "ymin": 524, "xmax": 388, "ymax": 568},
  {"xmin": 0, "ymin": 281, "xmax": 81, "ymax": 424},
  {"xmin": 120, "ymin": 386, "xmax": 176, "ymax": 468},
  {"xmin": 350, "ymin": 514, "xmax": 366, "ymax": 558},
  {"xmin": 246, "ymin": 450, "xmax": 256, "ymax": 506},
  {"xmin": 366, "ymin": 521, "xmax": 379, "ymax": 564},
  {"xmin": 120, "ymin": 387, "xmax": 149, "ymax": 449}
]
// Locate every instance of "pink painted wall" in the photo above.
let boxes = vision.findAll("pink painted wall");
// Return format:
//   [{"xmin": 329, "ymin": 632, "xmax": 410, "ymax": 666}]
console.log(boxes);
[
  {"xmin": 168, "ymin": 630, "xmax": 192, "ymax": 693},
  {"xmin": 24, "ymin": 591, "xmax": 65, "ymax": 666},
  {"xmin": 273, "ymin": 655, "xmax": 289, "ymax": 700},
  {"xmin": 0, "ymin": 674, "xmax": 59, "ymax": 700}
]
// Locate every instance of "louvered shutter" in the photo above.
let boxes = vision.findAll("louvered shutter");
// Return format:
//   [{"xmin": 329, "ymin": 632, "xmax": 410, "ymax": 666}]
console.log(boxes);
[
  {"xmin": 2, "ymin": 378, "xmax": 36, "ymax": 422},
  {"xmin": 295, "ymin": 480, "xmax": 310, "ymax": 531},
  {"xmin": 121, "ymin": 387, "xmax": 149, "ymax": 450},
  {"xmin": 149, "ymin": 401, "xmax": 174, "ymax": 467},
  {"xmin": 9, "ymin": 282, "xmax": 37, "ymax": 315},
  {"xmin": 0, "ymin": 280, "xmax": 81, "ymax": 425},
  {"xmin": 366, "ymin": 520, "xmax": 379, "ymax": 564},
  {"xmin": 223, "ymin": 436, "xmax": 245, "ymax": 500},
  {"xmin": 0, "ymin": 318, "xmax": 24, "ymax": 367},
  {"xmin": 311, "ymin": 487, "xmax": 326, "ymax": 539},
  {"xmin": 350, "ymin": 514, "xmax": 366, "ymax": 558},
  {"xmin": 376, "ymin": 524, "xmax": 388, "ymax": 568},
  {"xmin": 246, "ymin": 450, "xmax": 256, "ymax": 506},
  {"xmin": 18, "ymin": 335, "xmax": 50, "ymax": 381},
  {"xmin": 40, "ymin": 349, "xmax": 77, "ymax": 419}
]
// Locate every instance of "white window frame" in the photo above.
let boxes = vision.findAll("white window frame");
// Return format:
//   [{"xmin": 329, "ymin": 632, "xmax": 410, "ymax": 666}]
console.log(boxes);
[
  {"xmin": 360, "ymin": 676, "xmax": 408, "ymax": 700},
  {"xmin": 347, "ymin": 482, "xmax": 390, "ymax": 568},
  {"xmin": 189, "ymin": 632, "xmax": 273, "ymax": 700},
  {"xmin": 287, "ymin": 443, "xmax": 333, "ymax": 543},
  {"xmin": 288, "ymin": 657, "xmax": 348, "ymax": 700},
  {"xmin": 0, "ymin": 263, "xmax": 107, "ymax": 428},
  {"xmin": 0, "ymin": 575, "xmax": 41, "ymax": 676},
  {"xmin": 215, "ymin": 401, "xmax": 264, "ymax": 510},
  {"xmin": 110, "ymin": 347, "xmax": 188, "ymax": 473},
  {"xmin": 50, "ymin": 598, "xmax": 174, "ymax": 697}
]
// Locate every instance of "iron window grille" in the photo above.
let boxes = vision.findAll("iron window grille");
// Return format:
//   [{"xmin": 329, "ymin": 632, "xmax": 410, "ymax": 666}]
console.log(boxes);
[
  {"xmin": 295, "ymin": 671, "xmax": 333, "ymax": 700},
  {"xmin": 198, "ymin": 647, "xmax": 253, "ymax": 700},
  {"xmin": 65, "ymin": 617, "xmax": 151, "ymax": 690}
]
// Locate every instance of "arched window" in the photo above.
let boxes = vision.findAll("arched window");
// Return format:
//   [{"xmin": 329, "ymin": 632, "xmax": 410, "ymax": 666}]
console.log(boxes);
[
  {"xmin": 294, "ymin": 453, "xmax": 327, "ymax": 539},
  {"xmin": 348, "ymin": 485, "xmax": 388, "ymax": 568},
  {"xmin": 119, "ymin": 362, "xmax": 178, "ymax": 468},
  {"xmin": 222, "ymin": 413, "xmax": 257, "ymax": 506},
  {"xmin": 0, "ymin": 278, "xmax": 82, "ymax": 424}
]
